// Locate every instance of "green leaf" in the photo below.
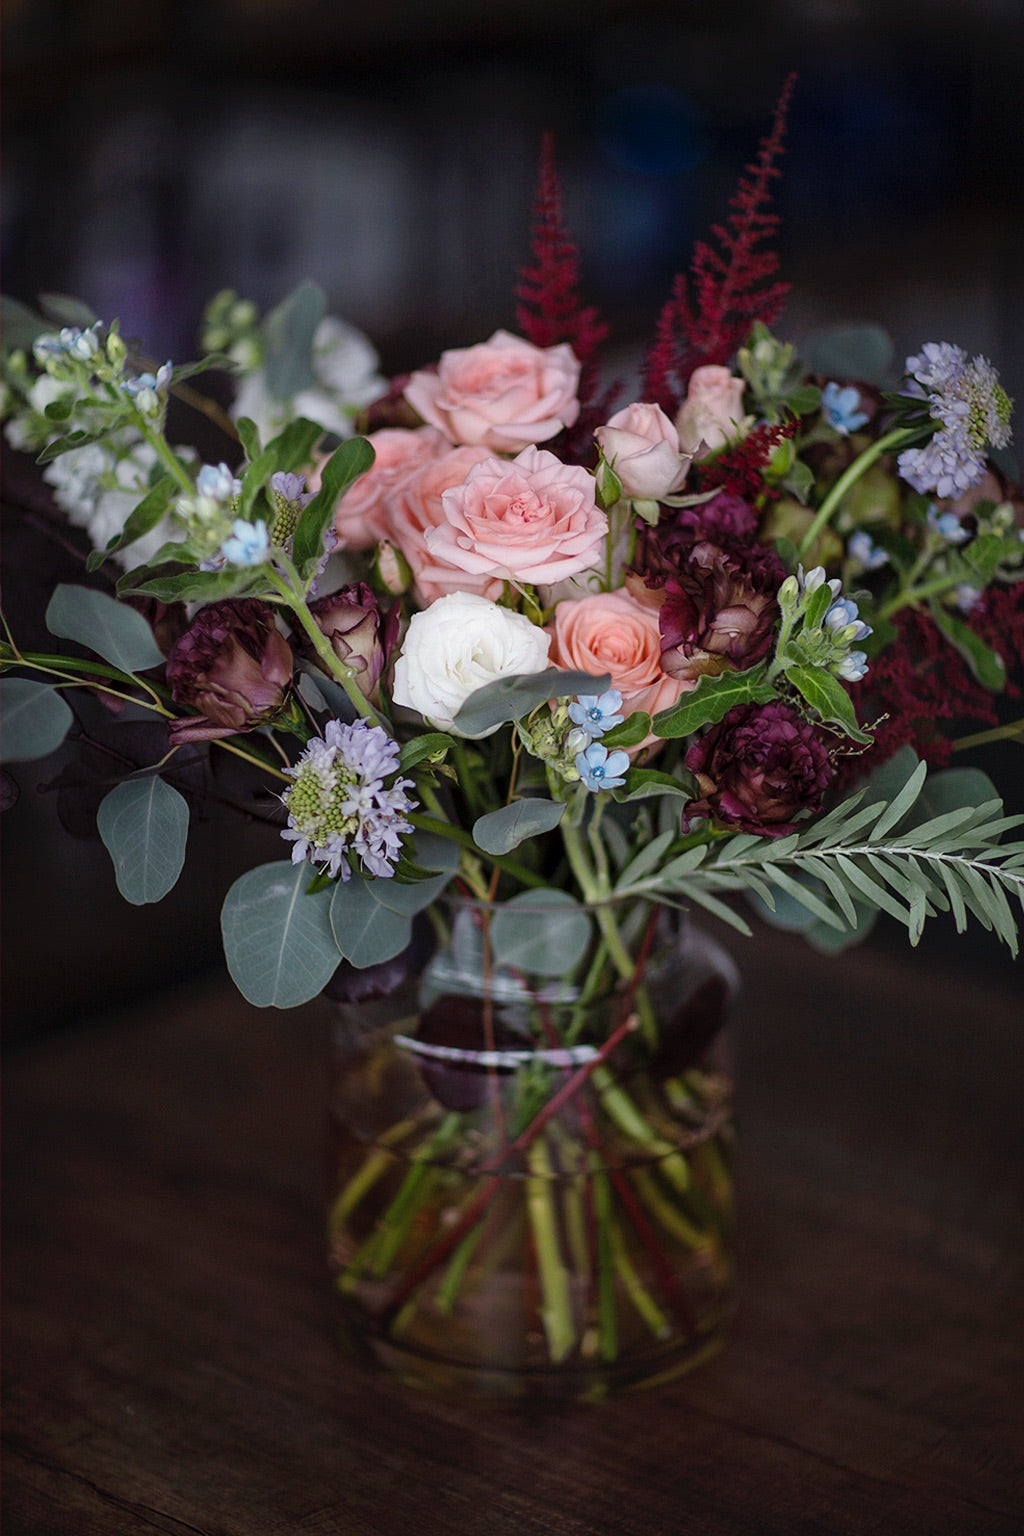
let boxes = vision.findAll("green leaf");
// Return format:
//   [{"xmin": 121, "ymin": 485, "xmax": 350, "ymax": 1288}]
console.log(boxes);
[
  {"xmin": 368, "ymin": 832, "xmax": 459, "ymax": 916},
  {"xmin": 38, "ymin": 292, "xmax": 98, "ymax": 329},
  {"xmin": 616, "ymin": 829, "xmax": 677, "ymax": 891},
  {"xmin": 808, "ymin": 325, "xmax": 894, "ymax": 385},
  {"xmin": 962, "ymin": 533, "xmax": 1005, "ymax": 584},
  {"xmin": 37, "ymin": 427, "xmax": 118, "ymax": 464},
  {"xmin": 600, "ymin": 712, "xmax": 652, "ymax": 750},
  {"xmin": 453, "ymin": 669, "xmax": 613, "ymax": 738},
  {"xmin": 222, "ymin": 861, "xmax": 340, "ymax": 1006},
  {"xmin": 45, "ymin": 584, "xmax": 164, "ymax": 673},
  {"xmin": 651, "ymin": 667, "xmax": 775, "ymax": 740},
  {"xmin": 611, "ymin": 767, "xmax": 694, "ymax": 803},
  {"xmin": 169, "ymin": 354, "xmax": 238, "ymax": 384},
  {"xmin": 786, "ymin": 664, "xmax": 872, "ymax": 743},
  {"xmin": 239, "ymin": 416, "xmax": 325, "ymax": 520},
  {"xmin": 871, "ymin": 757, "xmax": 928, "ymax": 839},
  {"xmin": 118, "ymin": 565, "xmax": 269, "ymax": 605},
  {"xmin": 43, "ymin": 398, "xmax": 74, "ymax": 422},
  {"xmin": 0, "ymin": 678, "xmax": 73, "ymax": 761},
  {"xmin": 86, "ymin": 474, "xmax": 176, "ymax": 572},
  {"xmin": 1, "ymin": 294, "xmax": 47, "ymax": 354},
  {"xmin": 490, "ymin": 890, "xmax": 592, "ymax": 976},
  {"xmin": 330, "ymin": 877, "xmax": 412, "ymax": 968},
  {"xmin": 96, "ymin": 776, "xmax": 189, "ymax": 905},
  {"xmin": 262, "ymin": 279, "xmax": 326, "ymax": 400},
  {"xmin": 929, "ymin": 602, "xmax": 1006, "ymax": 692},
  {"xmin": 292, "ymin": 436, "xmax": 376, "ymax": 570},
  {"xmin": 235, "ymin": 416, "xmax": 262, "ymax": 460},
  {"xmin": 473, "ymin": 797, "xmax": 565, "ymax": 855},
  {"xmin": 399, "ymin": 732, "xmax": 457, "ymax": 771}
]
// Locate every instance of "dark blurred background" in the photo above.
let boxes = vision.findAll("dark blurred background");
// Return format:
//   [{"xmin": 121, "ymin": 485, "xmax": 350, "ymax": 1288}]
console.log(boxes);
[{"xmin": 4, "ymin": 0, "xmax": 1024, "ymax": 1037}]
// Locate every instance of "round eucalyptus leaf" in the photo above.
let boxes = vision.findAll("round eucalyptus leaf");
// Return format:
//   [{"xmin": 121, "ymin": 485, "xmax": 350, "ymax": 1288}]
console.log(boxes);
[
  {"xmin": 473, "ymin": 797, "xmax": 565, "ymax": 855},
  {"xmin": 330, "ymin": 876, "xmax": 412, "ymax": 968},
  {"xmin": 221, "ymin": 860, "xmax": 339, "ymax": 1008},
  {"xmin": 808, "ymin": 325, "xmax": 894, "ymax": 385},
  {"xmin": 46, "ymin": 584, "xmax": 164, "ymax": 673},
  {"xmin": 96, "ymin": 776, "xmax": 189, "ymax": 905},
  {"xmin": 1, "ymin": 679, "xmax": 74, "ymax": 762},
  {"xmin": 490, "ymin": 889, "xmax": 592, "ymax": 977},
  {"xmin": 370, "ymin": 832, "xmax": 459, "ymax": 916}
]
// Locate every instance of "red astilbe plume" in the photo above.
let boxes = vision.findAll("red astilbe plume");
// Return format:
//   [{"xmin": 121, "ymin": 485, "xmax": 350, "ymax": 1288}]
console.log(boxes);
[
  {"xmin": 642, "ymin": 74, "xmax": 796, "ymax": 415},
  {"xmin": 696, "ymin": 418, "xmax": 797, "ymax": 504},
  {"xmin": 516, "ymin": 133, "xmax": 618, "ymax": 460}
]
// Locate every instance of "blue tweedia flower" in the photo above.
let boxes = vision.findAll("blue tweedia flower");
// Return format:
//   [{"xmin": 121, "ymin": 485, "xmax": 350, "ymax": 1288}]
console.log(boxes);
[
  {"xmin": 197, "ymin": 462, "xmax": 242, "ymax": 502},
  {"xmin": 825, "ymin": 596, "xmax": 872, "ymax": 643},
  {"xmin": 281, "ymin": 718, "xmax": 417, "ymax": 881},
  {"xmin": 568, "ymin": 689, "xmax": 625, "ymax": 738},
  {"xmin": 575, "ymin": 741, "xmax": 630, "ymax": 792},
  {"xmin": 899, "ymin": 345, "xmax": 1013, "ymax": 499},
  {"xmin": 847, "ymin": 531, "xmax": 889, "ymax": 570},
  {"xmin": 821, "ymin": 382, "xmax": 869, "ymax": 436},
  {"xmin": 835, "ymin": 650, "xmax": 869, "ymax": 683},
  {"xmin": 926, "ymin": 505, "xmax": 969, "ymax": 544},
  {"xmin": 220, "ymin": 518, "xmax": 271, "ymax": 567}
]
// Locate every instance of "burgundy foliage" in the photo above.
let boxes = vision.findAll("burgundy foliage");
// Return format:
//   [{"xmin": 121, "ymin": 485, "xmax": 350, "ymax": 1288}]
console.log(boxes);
[{"xmin": 695, "ymin": 418, "xmax": 798, "ymax": 503}]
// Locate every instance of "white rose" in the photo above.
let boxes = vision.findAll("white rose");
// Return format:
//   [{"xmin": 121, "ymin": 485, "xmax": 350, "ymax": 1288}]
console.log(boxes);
[{"xmin": 392, "ymin": 592, "xmax": 551, "ymax": 738}]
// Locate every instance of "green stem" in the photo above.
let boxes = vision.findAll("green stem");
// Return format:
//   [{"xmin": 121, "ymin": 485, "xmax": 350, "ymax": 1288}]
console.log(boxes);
[
  {"xmin": 797, "ymin": 426, "xmax": 913, "ymax": 559},
  {"xmin": 406, "ymin": 811, "xmax": 547, "ymax": 889},
  {"xmin": 526, "ymin": 1136, "xmax": 577, "ymax": 1362},
  {"xmin": 131, "ymin": 407, "xmax": 196, "ymax": 496},
  {"xmin": 266, "ymin": 567, "xmax": 380, "ymax": 724},
  {"xmin": 952, "ymin": 717, "xmax": 1024, "ymax": 752},
  {"xmin": 878, "ymin": 570, "xmax": 963, "ymax": 621}
]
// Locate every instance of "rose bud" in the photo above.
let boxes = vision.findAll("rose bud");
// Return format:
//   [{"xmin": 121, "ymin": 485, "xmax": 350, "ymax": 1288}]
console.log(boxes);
[
  {"xmin": 307, "ymin": 582, "xmax": 390, "ymax": 703},
  {"xmin": 166, "ymin": 599, "xmax": 294, "ymax": 744},
  {"xmin": 594, "ymin": 402, "xmax": 692, "ymax": 500},
  {"xmin": 657, "ymin": 540, "xmax": 785, "ymax": 683},
  {"xmin": 675, "ymin": 365, "xmax": 748, "ymax": 457},
  {"xmin": 682, "ymin": 700, "xmax": 833, "ymax": 838}
]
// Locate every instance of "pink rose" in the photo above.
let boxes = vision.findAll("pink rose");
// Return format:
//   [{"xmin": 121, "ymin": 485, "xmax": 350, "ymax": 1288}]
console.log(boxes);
[
  {"xmin": 404, "ymin": 330, "xmax": 581, "ymax": 452},
  {"xmin": 386, "ymin": 444, "xmax": 502, "ymax": 604},
  {"xmin": 548, "ymin": 588, "xmax": 690, "ymax": 737},
  {"xmin": 675, "ymin": 366, "xmax": 748, "ymax": 457},
  {"xmin": 423, "ymin": 446, "xmax": 608, "ymax": 588},
  {"xmin": 594, "ymin": 402, "xmax": 691, "ymax": 499},
  {"xmin": 321, "ymin": 427, "xmax": 446, "ymax": 550}
]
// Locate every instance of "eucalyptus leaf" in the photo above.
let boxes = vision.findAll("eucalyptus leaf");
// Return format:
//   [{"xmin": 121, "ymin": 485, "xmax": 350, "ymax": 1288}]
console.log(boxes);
[
  {"xmin": 263, "ymin": 280, "xmax": 326, "ymax": 400},
  {"xmin": 221, "ymin": 860, "xmax": 339, "ymax": 1007},
  {"xmin": 490, "ymin": 889, "xmax": 592, "ymax": 977},
  {"xmin": 809, "ymin": 325, "xmax": 894, "ymax": 384},
  {"xmin": 473, "ymin": 797, "xmax": 565, "ymax": 855},
  {"xmin": 453, "ymin": 669, "xmax": 612, "ymax": 738},
  {"xmin": 0, "ymin": 679, "xmax": 74, "ymax": 762},
  {"xmin": 330, "ymin": 876, "xmax": 412, "ymax": 968},
  {"xmin": 652, "ymin": 667, "xmax": 774, "ymax": 740},
  {"xmin": 46, "ymin": 584, "xmax": 164, "ymax": 673},
  {"xmin": 369, "ymin": 833, "xmax": 459, "ymax": 915},
  {"xmin": 96, "ymin": 776, "xmax": 189, "ymax": 905}
]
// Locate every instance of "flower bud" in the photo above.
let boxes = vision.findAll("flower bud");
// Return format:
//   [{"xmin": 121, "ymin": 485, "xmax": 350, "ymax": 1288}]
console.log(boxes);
[
  {"xmin": 307, "ymin": 583, "xmax": 389, "ymax": 703},
  {"xmin": 166, "ymin": 599, "xmax": 293, "ymax": 743},
  {"xmin": 373, "ymin": 539, "xmax": 412, "ymax": 595},
  {"xmin": 106, "ymin": 332, "xmax": 128, "ymax": 369}
]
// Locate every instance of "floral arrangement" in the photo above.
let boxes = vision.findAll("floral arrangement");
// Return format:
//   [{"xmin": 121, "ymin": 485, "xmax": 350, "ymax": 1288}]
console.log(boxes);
[{"xmin": 3, "ymin": 86, "xmax": 1023, "ymax": 1389}]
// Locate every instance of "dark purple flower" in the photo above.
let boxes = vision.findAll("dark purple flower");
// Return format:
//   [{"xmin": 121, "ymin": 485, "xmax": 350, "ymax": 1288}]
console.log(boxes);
[
  {"xmin": 637, "ymin": 492, "xmax": 759, "ymax": 575},
  {"xmin": 683, "ymin": 700, "xmax": 833, "ymax": 838},
  {"xmin": 657, "ymin": 539, "xmax": 785, "ymax": 683},
  {"xmin": 306, "ymin": 583, "xmax": 392, "ymax": 704},
  {"xmin": 166, "ymin": 599, "xmax": 294, "ymax": 744}
]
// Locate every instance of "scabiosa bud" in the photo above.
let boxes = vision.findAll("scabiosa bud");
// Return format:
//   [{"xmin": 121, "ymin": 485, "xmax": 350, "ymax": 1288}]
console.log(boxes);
[
  {"xmin": 281, "ymin": 718, "xmax": 417, "ymax": 881},
  {"xmin": 682, "ymin": 701, "xmax": 833, "ymax": 838},
  {"xmin": 306, "ymin": 583, "xmax": 392, "ymax": 703},
  {"xmin": 166, "ymin": 599, "xmax": 294, "ymax": 743},
  {"xmin": 657, "ymin": 540, "xmax": 785, "ymax": 683},
  {"xmin": 269, "ymin": 470, "xmax": 313, "ymax": 545}
]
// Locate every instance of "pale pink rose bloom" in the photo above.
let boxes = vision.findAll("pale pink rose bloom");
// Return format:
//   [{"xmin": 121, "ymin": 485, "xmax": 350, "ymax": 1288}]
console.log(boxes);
[
  {"xmin": 404, "ymin": 329, "xmax": 581, "ymax": 452},
  {"xmin": 386, "ymin": 444, "xmax": 501, "ymax": 604},
  {"xmin": 423, "ymin": 445, "xmax": 608, "ymax": 588},
  {"xmin": 675, "ymin": 366, "xmax": 748, "ymax": 457},
  {"xmin": 549, "ymin": 587, "xmax": 690, "ymax": 744},
  {"xmin": 594, "ymin": 401, "xmax": 692, "ymax": 499},
  {"xmin": 315, "ymin": 426, "xmax": 446, "ymax": 550}
]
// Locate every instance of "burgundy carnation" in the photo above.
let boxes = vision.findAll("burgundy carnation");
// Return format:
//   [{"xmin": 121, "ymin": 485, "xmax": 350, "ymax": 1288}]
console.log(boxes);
[
  {"xmin": 683, "ymin": 700, "xmax": 833, "ymax": 838},
  {"xmin": 657, "ymin": 539, "xmax": 785, "ymax": 683},
  {"xmin": 166, "ymin": 599, "xmax": 293, "ymax": 744},
  {"xmin": 306, "ymin": 582, "xmax": 394, "ymax": 704}
]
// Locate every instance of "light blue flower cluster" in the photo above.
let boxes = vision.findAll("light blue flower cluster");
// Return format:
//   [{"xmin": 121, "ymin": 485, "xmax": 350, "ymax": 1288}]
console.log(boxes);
[
  {"xmin": 777, "ymin": 566, "xmax": 872, "ymax": 684},
  {"xmin": 281, "ymin": 718, "xmax": 417, "ymax": 881},
  {"xmin": 34, "ymin": 324, "xmax": 102, "ymax": 365},
  {"xmin": 847, "ymin": 530, "xmax": 889, "ymax": 570},
  {"xmin": 123, "ymin": 362, "xmax": 173, "ymax": 418},
  {"xmin": 897, "ymin": 343, "xmax": 1013, "ymax": 499},
  {"xmin": 821, "ymin": 382, "xmax": 869, "ymax": 436},
  {"xmin": 926, "ymin": 504, "xmax": 969, "ymax": 544},
  {"xmin": 220, "ymin": 518, "xmax": 270, "ymax": 567}
]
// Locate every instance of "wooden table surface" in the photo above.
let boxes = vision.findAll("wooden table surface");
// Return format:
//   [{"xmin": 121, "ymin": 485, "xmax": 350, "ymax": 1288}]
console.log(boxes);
[{"xmin": 4, "ymin": 926, "xmax": 1022, "ymax": 1535}]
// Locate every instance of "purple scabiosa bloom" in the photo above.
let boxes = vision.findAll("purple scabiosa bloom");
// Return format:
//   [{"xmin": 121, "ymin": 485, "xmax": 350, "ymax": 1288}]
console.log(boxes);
[
  {"xmin": 269, "ymin": 470, "xmax": 314, "ymax": 545},
  {"xmin": 281, "ymin": 718, "xmax": 417, "ymax": 881},
  {"xmin": 166, "ymin": 599, "xmax": 294, "ymax": 743},
  {"xmin": 657, "ymin": 539, "xmax": 786, "ymax": 683},
  {"xmin": 568, "ymin": 689, "xmax": 625, "ymax": 738},
  {"xmin": 682, "ymin": 701, "xmax": 833, "ymax": 838},
  {"xmin": 898, "ymin": 345, "xmax": 1013, "ymax": 499},
  {"xmin": 576, "ymin": 741, "xmax": 630, "ymax": 792}
]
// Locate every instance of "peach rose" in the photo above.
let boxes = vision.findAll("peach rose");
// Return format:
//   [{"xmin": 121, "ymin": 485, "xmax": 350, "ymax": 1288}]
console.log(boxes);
[
  {"xmin": 675, "ymin": 366, "xmax": 748, "ymax": 457},
  {"xmin": 325, "ymin": 426, "xmax": 446, "ymax": 549},
  {"xmin": 386, "ymin": 444, "xmax": 502, "ymax": 604},
  {"xmin": 548, "ymin": 588, "xmax": 690, "ymax": 733},
  {"xmin": 423, "ymin": 445, "xmax": 608, "ymax": 588},
  {"xmin": 594, "ymin": 402, "xmax": 691, "ymax": 499},
  {"xmin": 403, "ymin": 330, "xmax": 581, "ymax": 452}
]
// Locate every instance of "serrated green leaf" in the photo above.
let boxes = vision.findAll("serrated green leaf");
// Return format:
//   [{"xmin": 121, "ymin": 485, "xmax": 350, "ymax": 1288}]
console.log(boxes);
[
  {"xmin": 490, "ymin": 890, "xmax": 592, "ymax": 976},
  {"xmin": 96, "ymin": 776, "xmax": 189, "ymax": 905},
  {"xmin": 263, "ymin": 280, "xmax": 326, "ymax": 400},
  {"xmin": 222, "ymin": 860, "xmax": 339, "ymax": 1006},
  {"xmin": 46, "ymin": 584, "xmax": 164, "ymax": 673},
  {"xmin": 453, "ymin": 669, "xmax": 612, "ymax": 738},
  {"xmin": 962, "ymin": 533, "xmax": 1005, "ymax": 584},
  {"xmin": 293, "ymin": 436, "xmax": 376, "ymax": 570},
  {"xmin": 0, "ymin": 678, "xmax": 74, "ymax": 761},
  {"xmin": 473, "ymin": 797, "xmax": 565, "ymax": 855},
  {"xmin": 651, "ymin": 666, "xmax": 774, "ymax": 739},
  {"xmin": 787, "ymin": 664, "xmax": 872, "ymax": 742},
  {"xmin": 330, "ymin": 876, "xmax": 412, "ymax": 968}
]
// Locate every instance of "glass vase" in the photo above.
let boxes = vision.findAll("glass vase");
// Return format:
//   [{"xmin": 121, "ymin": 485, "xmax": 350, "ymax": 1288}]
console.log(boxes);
[{"xmin": 327, "ymin": 899, "xmax": 738, "ymax": 1402}]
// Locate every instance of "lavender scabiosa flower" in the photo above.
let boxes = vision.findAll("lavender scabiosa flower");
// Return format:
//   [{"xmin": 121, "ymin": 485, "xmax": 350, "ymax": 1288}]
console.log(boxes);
[
  {"xmin": 281, "ymin": 718, "xmax": 417, "ymax": 881},
  {"xmin": 166, "ymin": 599, "xmax": 293, "ymax": 743},
  {"xmin": 269, "ymin": 470, "xmax": 314, "ymax": 545},
  {"xmin": 568, "ymin": 689, "xmax": 625, "ymax": 738},
  {"xmin": 898, "ymin": 345, "xmax": 1013, "ymax": 499}
]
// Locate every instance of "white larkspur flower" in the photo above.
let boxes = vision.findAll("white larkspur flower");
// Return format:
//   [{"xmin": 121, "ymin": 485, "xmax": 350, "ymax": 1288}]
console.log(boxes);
[{"xmin": 281, "ymin": 718, "xmax": 417, "ymax": 881}]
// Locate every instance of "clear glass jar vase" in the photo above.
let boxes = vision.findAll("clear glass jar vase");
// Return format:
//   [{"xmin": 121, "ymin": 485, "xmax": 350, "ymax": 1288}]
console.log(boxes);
[{"xmin": 327, "ymin": 898, "xmax": 738, "ymax": 1402}]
